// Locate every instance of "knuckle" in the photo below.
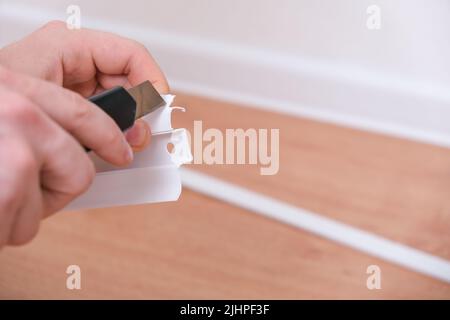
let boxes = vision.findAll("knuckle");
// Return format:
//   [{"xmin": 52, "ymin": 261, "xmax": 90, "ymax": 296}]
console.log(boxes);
[
  {"xmin": 11, "ymin": 148, "xmax": 38, "ymax": 188},
  {"xmin": 16, "ymin": 105, "xmax": 42, "ymax": 128},
  {"xmin": 2, "ymin": 96, "xmax": 41, "ymax": 127},
  {"xmin": 67, "ymin": 159, "xmax": 95, "ymax": 196},
  {"xmin": 130, "ymin": 39, "xmax": 147, "ymax": 52},
  {"xmin": 70, "ymin": 95, "xmax": 92, "ymax": 125},
  {"xmin": 15, "ymin": 148, "xmax": 38, "ymax": 177}
]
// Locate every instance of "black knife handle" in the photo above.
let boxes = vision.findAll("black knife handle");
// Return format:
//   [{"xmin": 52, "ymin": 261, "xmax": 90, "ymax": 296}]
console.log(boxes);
[
  {"xmin": 85, "ymin": 87, "xmax": 137, "ymax": 152},
  {"xmin": 89, "ymin": 86, "xmax": 137, "ymax": 131}
]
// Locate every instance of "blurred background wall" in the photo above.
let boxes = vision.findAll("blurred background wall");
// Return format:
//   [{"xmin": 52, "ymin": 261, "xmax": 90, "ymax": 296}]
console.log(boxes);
[{"xmin": 1, "ymin": 0, "xmax": 450, "ymax": 146}]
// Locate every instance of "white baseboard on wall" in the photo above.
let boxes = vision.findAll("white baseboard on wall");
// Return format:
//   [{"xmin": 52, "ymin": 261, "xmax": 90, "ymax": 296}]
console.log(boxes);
[{"xmin": 1, "ymin": 3, "xmax": 450, "ymax": 148}]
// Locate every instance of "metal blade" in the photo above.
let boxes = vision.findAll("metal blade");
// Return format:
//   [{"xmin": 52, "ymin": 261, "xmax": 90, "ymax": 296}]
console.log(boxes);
[{"xmin": 127, "ymin": 80, "xmax": 165, "ymax": 119}]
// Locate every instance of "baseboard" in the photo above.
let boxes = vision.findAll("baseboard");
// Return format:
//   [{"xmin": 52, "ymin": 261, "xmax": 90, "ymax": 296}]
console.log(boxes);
[{"xmin": 1, "ymin": 3, "xmax": 450, "ymax": 147}]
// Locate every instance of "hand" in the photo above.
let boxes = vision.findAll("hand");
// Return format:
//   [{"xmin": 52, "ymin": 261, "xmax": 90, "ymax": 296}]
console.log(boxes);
[
  {"xmin": 0, "ymin": 20, "xmax": 169, "ymax": 150},
  {"xmin": 0, "ymin": 66, "xmax": 136, "ymax": 247}
]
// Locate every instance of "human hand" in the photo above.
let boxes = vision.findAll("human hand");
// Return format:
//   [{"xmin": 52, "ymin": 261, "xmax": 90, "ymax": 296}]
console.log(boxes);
[
  {"xmin": 0, "ymin": 20, "xmax": 169, "ymax": 150},
  {"xmin": 0, "ymin": 66, "xmax": 136, "ymax": 247}
]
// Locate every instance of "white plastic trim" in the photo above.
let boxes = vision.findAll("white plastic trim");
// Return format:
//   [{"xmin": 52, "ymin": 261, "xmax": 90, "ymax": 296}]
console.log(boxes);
[{"xmin": 65, "ymin": 95, "xmax": 193, "ymax": 210}]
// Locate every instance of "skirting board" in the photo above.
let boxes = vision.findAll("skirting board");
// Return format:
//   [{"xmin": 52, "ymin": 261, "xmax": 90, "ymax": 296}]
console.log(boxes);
[
  {"xmin": 1, "ymin": 3, "xmax": 450, "ymax": 148},
  {"xmin": 181, "ymin": 168, "xmax": 450, "ymax": 284}
]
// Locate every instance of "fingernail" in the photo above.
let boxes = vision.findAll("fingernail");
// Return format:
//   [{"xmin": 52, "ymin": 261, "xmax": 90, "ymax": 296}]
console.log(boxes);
[
  {"xmin": 125, "ymin": 145, "xmax": 134, "ymax": 163},
  {"xmin": 125, "ymin": 121, "xmax": 149, "ymax": 148}
]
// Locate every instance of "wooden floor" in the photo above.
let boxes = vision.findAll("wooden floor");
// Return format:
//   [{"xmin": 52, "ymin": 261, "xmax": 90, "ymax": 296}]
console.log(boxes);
[{"xmin": 0, "ymin": 93, "xmax": 449, "ymax": 299}]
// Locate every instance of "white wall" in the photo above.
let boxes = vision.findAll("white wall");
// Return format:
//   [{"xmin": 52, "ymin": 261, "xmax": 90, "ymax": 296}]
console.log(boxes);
[{"xmin": 1, "ymin": 0, "xmax": 450, "ymax": 146}]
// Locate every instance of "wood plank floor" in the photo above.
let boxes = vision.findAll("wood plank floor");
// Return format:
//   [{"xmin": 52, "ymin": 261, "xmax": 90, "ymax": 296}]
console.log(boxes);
[
  {"xmin": 0, "ymin": 93, "xmax": 449, "ymax": 299},
  {"xmin": 173, "ymin": 94, "xmax": 450, "ymax": 261}
]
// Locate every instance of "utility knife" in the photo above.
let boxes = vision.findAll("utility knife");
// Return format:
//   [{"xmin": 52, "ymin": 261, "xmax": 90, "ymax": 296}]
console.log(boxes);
[
  {"xmin": 89, "ymin": 80, "xmax": 165, "ymax": 132},
  {"xmin": 85, "ymin": 80, "xmax": 165, "ymax": 151}
]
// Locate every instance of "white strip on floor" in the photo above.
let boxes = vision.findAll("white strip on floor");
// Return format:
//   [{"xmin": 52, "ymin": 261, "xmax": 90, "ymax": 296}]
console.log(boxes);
[{"xmin": 181, "ymin": 168, "xmax": 450, "ymax": 284}]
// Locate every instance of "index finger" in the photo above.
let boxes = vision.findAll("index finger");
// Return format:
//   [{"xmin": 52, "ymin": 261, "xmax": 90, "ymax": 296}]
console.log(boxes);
[
  {"xmin": 63, "ymin": 27, "xmax": 170, "ymax": 93},
  {"xmin": 0, "ymin": 67, "xmax": 134, "ymax": 167}
]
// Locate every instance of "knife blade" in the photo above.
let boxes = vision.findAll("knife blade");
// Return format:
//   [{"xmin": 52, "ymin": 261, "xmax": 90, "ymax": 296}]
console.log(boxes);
[{"xmin": 127, "ymin": 80, "xmax": 165, "ymax": 119}]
